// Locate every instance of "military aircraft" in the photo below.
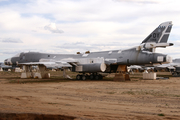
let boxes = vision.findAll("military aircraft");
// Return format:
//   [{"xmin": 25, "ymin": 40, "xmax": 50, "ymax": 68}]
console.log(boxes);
[
  {"xmin": 0, "ymin": 62, "xmax": 15, "ymax": 71},
  {"xmin": 128, "ymin": 65, "xmax": 154, "ymax": 73},
  {"xmin": 128, "ymin": 58, "xmax": 180, "ymax": 76},
  {"xmin": 4, "ymin": 21, "xmax": 173, "ymax": 80},
  {"xmin": 154, "ymin": 58, "xmax": 180, "ymax": 76}
]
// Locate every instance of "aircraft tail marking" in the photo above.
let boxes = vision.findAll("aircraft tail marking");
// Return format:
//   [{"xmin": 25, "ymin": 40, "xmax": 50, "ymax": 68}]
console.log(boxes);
[{"xmin": 141, "ymin": 21, "xmax": 173, "ymax": 44}]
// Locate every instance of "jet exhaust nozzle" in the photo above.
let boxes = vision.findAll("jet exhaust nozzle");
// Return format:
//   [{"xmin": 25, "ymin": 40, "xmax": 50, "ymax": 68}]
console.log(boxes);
[{"xmin": 169, "ymin": 43, "xmax": 174, "ymax": 46}]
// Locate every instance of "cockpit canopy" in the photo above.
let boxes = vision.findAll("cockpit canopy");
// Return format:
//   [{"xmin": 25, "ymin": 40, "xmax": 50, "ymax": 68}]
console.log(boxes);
[{"xmin": 13, "ymin": 53, "xmax": 21, "ymax": 57}]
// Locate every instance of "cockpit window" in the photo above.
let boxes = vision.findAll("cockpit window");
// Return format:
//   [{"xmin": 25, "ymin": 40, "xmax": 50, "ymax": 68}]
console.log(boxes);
[
  {"xmin": 13, "ymin": 53, "xmax": 21, "ymax": 57},
  {"xmin": 23, "ymin": 54, "xmax": 25, "ymax": 59}
]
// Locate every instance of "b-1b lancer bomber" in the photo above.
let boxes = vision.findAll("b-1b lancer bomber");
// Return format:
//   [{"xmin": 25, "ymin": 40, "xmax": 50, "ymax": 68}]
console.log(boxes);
[{"xmin": 4, "ymin": 21, "xmax": 173, "ymax": 80}]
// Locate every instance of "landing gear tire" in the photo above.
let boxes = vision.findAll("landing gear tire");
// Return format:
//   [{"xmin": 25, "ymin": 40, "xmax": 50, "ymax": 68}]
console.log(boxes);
[
  {"xmin": 95, "ymin": 75, "xmax": 99, "ymax": 80},
  {"xmin": 95, "ymin": 75, "xmax": 103, "ymax": 80},
  {"xmin": 76, "ymin": 74, "xmax": 82, "ymax": 80},
  {"xmin": 82, "ymin": 75, "xmax": 86, "ymax": 80},
  {"xmin": 90, "ymin": 74, "xmax": 94, "ymax": 80},
  {"xmin": 99, "ymin": 75, "xmax": 103, "ymax": 80}
]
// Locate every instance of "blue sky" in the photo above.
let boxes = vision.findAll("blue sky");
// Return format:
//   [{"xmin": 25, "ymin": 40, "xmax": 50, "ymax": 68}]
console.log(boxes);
[{"xmin": 0, "ymin": 0, "xmax": 180, "ymax": 62}]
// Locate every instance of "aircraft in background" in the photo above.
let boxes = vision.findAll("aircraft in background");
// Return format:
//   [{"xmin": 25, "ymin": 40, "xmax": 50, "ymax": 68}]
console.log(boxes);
[
  {"xmin": 128, "ymin": 58, "xmax": 180, "ymax": 76},
  {"xmin": 154, "ymin": 58, "xmax": 180, "ymax": 76},
  {"xmin": 4, "ymin": 21, "xmax": 173, "ymax": 80},
  {"xmin": 0, "ymin": 62, "xmax": 15, "ymax": 71},
  {"xmin": 128, "ymin": 65, "xmax": 154, "ymax": 73}
]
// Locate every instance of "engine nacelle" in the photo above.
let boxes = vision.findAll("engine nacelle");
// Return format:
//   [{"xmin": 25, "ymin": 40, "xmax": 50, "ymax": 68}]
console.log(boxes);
[{"xmin": 75, "ymin": 63, "xmax": 106, "ymax": 72}]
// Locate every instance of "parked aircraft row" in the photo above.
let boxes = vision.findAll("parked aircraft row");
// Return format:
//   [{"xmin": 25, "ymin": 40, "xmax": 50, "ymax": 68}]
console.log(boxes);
[
  {"xmin": 4, "ymin": 21, "xmax": 174, "ymax": 80},
  {"xmin": 154, "ymin": 58, "xmax": 180, "ymax": 75},
  {"xmin": 128, "ymin": 58, "xmax": 180, "ymax": 76}
]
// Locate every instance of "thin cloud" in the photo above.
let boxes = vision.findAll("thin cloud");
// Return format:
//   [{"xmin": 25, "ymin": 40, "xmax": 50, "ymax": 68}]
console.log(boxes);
[
  {"xmin": 31, "ymin": 30, "xmax": 37, "ymax": 32},
  {"xmin": 44, "ymin": 23, "xmax": 64, "ymax": 33},
  {"xmin": 0, "ymin": 0, "xmax": 179, "ymax": 62},
  {"xmin": 54, "ymin": 42, "xmax": 139, "ymax": 51},
  {"xmin": 0, "ymin": 0, "xmax": 8, "ymax": 2},
  {"xmin": 54, "ymin": 42, "xmax": 94, "ymax": 50},
  {"xmin": 113, "ymin": 0, "xmax": 158, "ymax": 4},
  {"xmin": 173, "ymin": 41, "xmax": 180, "ymax": 46},
  {"xmin": 1, "ymin": 38, "xmax": 23, "ymax": 43}
]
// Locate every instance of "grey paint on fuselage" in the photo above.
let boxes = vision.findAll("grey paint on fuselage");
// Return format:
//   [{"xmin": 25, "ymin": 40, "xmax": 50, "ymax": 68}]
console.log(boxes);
[
  {"xmin": 4, "ymin": 21, "xmax": 173, "ymax": 74},
  {"xmin": 10, "ymin": 52, "xmax": 81, "ymax": 64},
  {"xmin": 9, "ymin": 47, "xmax": 167, "ymax": 67}
]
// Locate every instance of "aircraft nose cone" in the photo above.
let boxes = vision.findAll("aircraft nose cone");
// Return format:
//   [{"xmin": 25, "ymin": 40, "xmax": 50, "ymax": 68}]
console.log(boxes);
[
  {"xmin": 4, "ymin": 58, "xmax": 12, "ymax": 65},
  {"xmin": 4, "ymin": 59, "xmax": 8, "ymax": 65}
]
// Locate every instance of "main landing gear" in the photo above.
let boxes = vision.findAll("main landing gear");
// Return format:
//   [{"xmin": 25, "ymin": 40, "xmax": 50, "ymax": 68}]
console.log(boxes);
[{"xmin": 76, "ymin": 73, "xmax": 103, "ymax": 80}]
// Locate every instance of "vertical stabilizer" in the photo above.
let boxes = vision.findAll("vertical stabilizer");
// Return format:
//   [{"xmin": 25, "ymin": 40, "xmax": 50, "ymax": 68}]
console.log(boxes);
[
  {"xmin": 142, "ymin": 21, "xmax": 173, "ymax": 44},
  {"xmin": 140, "ymin": 21, "xmax": 173, "ymax": 52}
]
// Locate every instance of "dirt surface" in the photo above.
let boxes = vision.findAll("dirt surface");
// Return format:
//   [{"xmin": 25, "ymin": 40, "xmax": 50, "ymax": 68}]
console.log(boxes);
[{"xmin": 0, "ymin": 71, "xmax": 180, "ymax": 120}]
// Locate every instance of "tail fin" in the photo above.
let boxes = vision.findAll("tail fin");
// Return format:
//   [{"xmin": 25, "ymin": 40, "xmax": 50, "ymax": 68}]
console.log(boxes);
[
  {"xmin": 140, "ymin": 21, "xmax": 173, "ymax": 52},
  {"xmin": 142, "ymin": 21, "xmax": 173, "ymax": 44}
]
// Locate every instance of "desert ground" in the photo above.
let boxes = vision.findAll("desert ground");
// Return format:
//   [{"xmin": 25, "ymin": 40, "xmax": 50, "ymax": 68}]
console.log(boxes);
[{"xmin": 0, "ymin": 71, "xmax": 180, "ymax": 120}]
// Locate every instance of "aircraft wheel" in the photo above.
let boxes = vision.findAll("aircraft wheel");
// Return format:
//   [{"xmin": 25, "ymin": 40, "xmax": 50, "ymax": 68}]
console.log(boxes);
[
  {"xmin": 76, "ymin": 74, "xmax": 82, "ymax": 80},
  {"xmin": 95, "ymin": 75, "xmax": 99, "ymax": 80},
  {"xmin": 90, "ymin": 74, "xmax": 94, "ymax": 80},
  {"xmin": 99, "ymin": 75, "xmax": 103, "ymax": 80},
  {"xmin": 82, "ymin": 75, "xmax": 86, "ymax": 80}
]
